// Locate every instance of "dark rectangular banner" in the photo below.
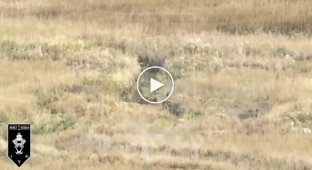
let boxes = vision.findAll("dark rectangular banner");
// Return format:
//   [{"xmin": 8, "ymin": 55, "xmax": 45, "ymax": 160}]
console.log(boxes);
[{"xmin": 8, "ymin": 124, "xmax": 31, "ymax": 167}]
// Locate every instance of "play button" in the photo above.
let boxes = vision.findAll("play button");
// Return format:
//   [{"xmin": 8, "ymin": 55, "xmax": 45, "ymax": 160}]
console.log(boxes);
[
  {"xmin": 150, "ymin": 78, "xmax": 164, "ymax": 93},
  {"xmin": 137, "ymin": 66, "xmax": 174, "ymax": 104}
]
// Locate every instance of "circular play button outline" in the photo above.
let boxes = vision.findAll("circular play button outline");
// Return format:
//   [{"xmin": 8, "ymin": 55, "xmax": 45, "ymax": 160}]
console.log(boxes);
[{"xmin": 136, "ymin": 66, "xmax": 174, "ymax": 104}]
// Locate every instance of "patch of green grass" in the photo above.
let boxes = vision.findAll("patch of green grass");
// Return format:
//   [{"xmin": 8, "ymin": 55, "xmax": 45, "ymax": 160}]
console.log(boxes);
[
  {"xmin": 183, "ymin": 110, "xmax": 203, "ymax": 120},
  {"xmin": 81, "ymin": 75, "xmax": 120, "ymax": 95},
  {"xmin": 62, "ymin": 35, "xmax": 103, "ymax": 50},
  {"xmin": 0, "ymin": 40, "xmax": 67, "ymax": 61},
  {"xmin": 0, "ymin": 110, "xmax": 18, "ymax": 123},
  {"xmin": 153, "ymin": 117, "xmax": 172, "ymax": 128},
  {"xmin": 0, "ymin": 111, "xmax": 9, "ymax": 123},
  {"xmin": 33, "ymin": 118, "xmax": 76, "ymax": 134},
  {"xmin": 34, "ymin": 88, "xmax": 64, "ymax": 114}
]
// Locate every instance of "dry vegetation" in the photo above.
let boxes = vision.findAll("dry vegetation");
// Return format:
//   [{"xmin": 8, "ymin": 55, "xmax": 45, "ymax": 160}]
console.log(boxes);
[{"xmin": 0, "ymin": 0, "xmax": 312, "ymax": 169}]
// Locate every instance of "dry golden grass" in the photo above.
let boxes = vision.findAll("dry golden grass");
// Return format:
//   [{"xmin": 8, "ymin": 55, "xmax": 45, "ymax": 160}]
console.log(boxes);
[
  {"xmin": 1, "ymin": 0, "xmax": 312, "ymax": 34},
  {"xmin": 0, "ymin": 0, "xmax": 312, "ymax": 169}
]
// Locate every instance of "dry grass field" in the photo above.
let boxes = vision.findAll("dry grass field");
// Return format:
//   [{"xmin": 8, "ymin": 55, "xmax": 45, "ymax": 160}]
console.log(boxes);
[{"xmin": 0, "ymin": 0, "xmax": 312, "ymax": 169}]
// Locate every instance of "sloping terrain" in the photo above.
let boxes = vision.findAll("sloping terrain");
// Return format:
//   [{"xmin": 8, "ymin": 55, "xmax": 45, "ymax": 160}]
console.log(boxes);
[{"xmin": 0, "ymin": 0, "xmax": 312, "ymax": 169}]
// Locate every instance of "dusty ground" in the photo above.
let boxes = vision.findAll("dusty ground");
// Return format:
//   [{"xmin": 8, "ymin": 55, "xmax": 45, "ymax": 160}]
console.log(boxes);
[{"xmin": 0, "ymin": 0, "xmax": 312, "ymax": 169}]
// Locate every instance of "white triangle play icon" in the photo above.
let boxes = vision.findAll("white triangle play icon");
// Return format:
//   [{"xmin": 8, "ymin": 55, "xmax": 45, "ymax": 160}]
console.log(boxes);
[{"xmin": 150, "ymin": 78, "xmax": 164, "ymax": 93}]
